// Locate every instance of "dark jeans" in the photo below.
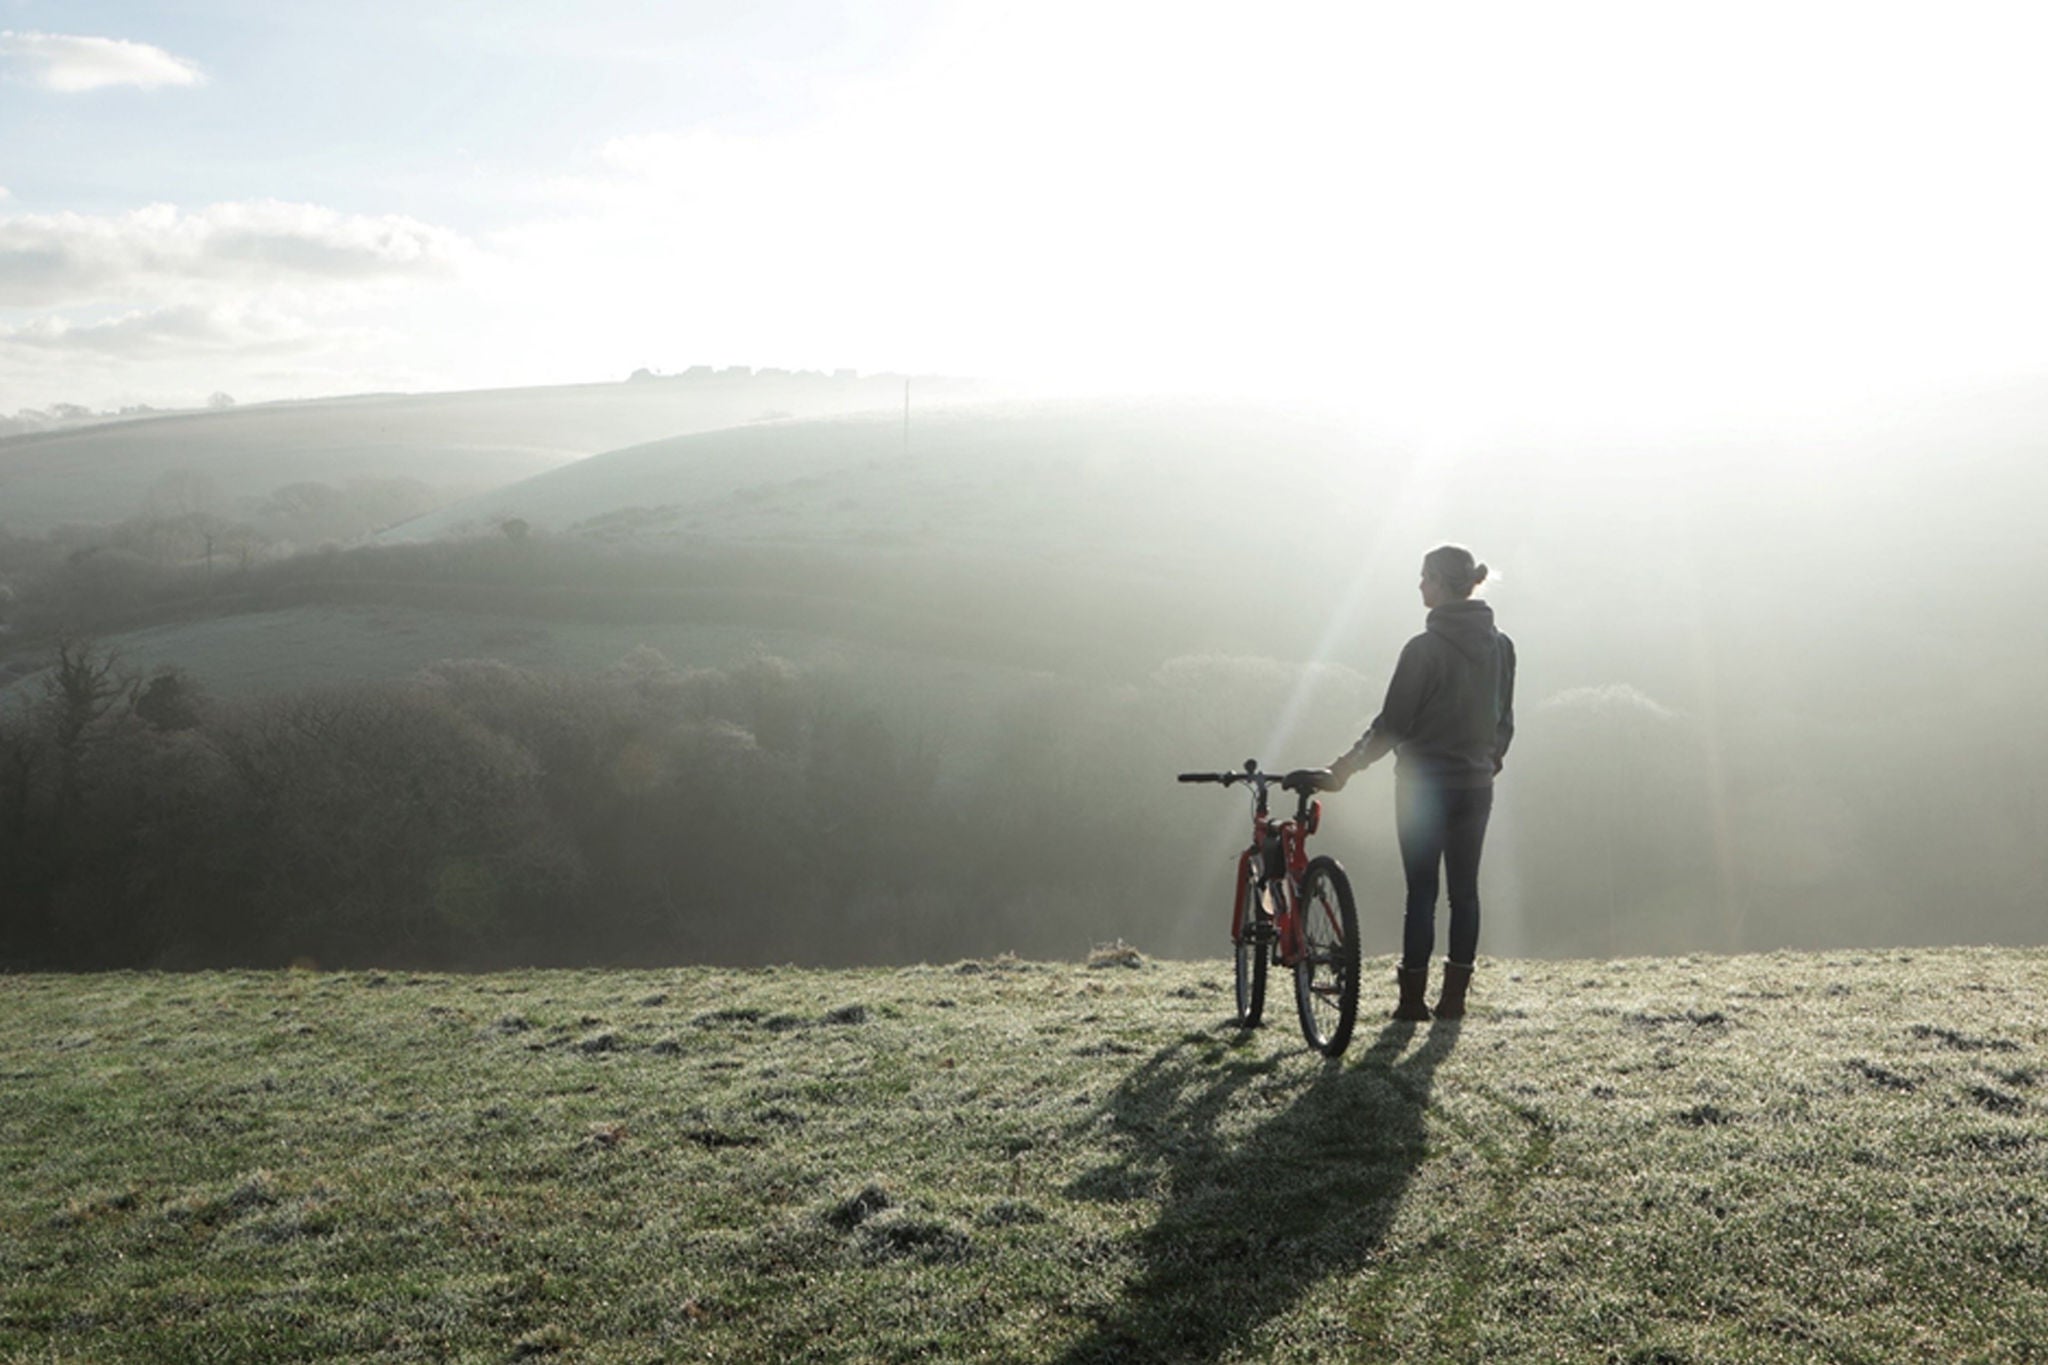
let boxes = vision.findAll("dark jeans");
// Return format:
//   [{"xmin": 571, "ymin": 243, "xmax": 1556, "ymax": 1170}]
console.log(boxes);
[{"xmin": 1396, "ymin": 777, "xmax": 1494, "ymax": 971}]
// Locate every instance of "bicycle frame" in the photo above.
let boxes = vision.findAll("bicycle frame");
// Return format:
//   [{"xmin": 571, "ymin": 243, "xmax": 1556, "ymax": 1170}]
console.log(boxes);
[{"xmin": 1228, "ymin": 778, "xmax": 1323, "ymax": 967}]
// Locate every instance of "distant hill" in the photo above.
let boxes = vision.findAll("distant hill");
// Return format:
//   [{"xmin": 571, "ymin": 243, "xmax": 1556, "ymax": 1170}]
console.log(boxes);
[
  {"xmin": 378, "ymin": 396, "xmax": 1378, "ymax": 557},
  {"xmin": 7, "ymin": 384, "xmax": 2048, "ymax": 960},
  {"xmin": 0, "ymin": 371, "xmax": 977, "ymax": 534},
  {"xmin": 1, "ymin": 395, "xmax": 1408, "ymax": 704}
]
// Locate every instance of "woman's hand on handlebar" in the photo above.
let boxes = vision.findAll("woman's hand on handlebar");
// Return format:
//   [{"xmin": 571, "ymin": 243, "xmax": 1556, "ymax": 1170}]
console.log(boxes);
[{"xmin": 1282, "ymin": 766, "xmax": 1339, "ymax": 794}]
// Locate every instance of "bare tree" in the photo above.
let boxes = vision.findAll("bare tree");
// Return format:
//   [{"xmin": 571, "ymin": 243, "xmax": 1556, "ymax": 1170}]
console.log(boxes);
[{"xmin": 43, "ymin": 635, "xmax": 129, "ymax": 755}]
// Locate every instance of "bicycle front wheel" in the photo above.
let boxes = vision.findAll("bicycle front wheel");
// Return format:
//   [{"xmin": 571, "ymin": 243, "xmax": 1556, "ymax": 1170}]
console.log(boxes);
[
  {"xmin": 1293, "ymin": 855, "xmax": 1360, "ymax": 1056},
  {"xmin": 1233, "ymin": 854, "xmax": 1267, "ymax": 1028}
]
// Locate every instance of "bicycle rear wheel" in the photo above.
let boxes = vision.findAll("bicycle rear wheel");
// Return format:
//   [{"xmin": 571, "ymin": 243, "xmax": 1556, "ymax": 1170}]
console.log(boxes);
[
  {"xmin": 1233, "ymin": 854, "xmax": 1267, "ymax": 1028},
  {"xmin": 1293, "ymin": 856, "xmax": 1360, "ymax": 1056}
]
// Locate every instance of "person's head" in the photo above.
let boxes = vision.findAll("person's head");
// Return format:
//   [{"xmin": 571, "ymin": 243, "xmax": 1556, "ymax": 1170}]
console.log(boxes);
[{"xmin": 1419, "ymin": 544, "xmax": 1488, "ymax": 608}]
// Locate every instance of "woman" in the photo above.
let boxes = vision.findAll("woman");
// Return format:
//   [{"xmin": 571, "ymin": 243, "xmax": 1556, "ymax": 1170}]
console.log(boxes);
[{"xmin": 1326, "ymin": 544, "xmax": 1515, "ymax": 1022}]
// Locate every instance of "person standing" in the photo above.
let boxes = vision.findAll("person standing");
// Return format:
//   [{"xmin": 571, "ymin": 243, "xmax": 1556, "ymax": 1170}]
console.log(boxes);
[{"xmin": 1326, "ymin": 545, "xmax": 1515, "ymax": 1021}]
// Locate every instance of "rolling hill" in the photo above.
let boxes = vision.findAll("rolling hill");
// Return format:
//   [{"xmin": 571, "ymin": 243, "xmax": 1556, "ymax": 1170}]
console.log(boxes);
[
  {"xmin": 5, "ymin": 382, "xmax": 2047, "ymax": 963},
  {"xmin": 7, "ymin": 395, "xmax": 1415, "ymax": 703},
  {"xmin": 379, "ymin": 396, "xmax": 1378, "ymax": 556},
  {"xmin": 0, "ymin": 370, "xmax": 977, "ymax": 534}
]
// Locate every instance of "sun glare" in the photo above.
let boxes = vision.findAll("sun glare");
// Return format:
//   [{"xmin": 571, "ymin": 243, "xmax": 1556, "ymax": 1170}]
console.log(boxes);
[
  {"xmin": 787, "ymin": 1, "xmax": 2034, "ymax": 435},
  {"xmin": 13, "ymin": 1, "xmax": 2043, "ymax": 416}
]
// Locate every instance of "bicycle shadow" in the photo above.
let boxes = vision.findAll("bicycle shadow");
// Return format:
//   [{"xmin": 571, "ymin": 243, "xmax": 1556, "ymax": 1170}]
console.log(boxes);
[{"xmin": 1055, "ymin": 1017, "xmax": 1459, "ymax": 1364}]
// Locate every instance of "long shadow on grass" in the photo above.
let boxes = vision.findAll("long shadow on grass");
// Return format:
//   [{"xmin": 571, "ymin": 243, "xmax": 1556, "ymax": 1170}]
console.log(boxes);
[{"xmin": 1056, "ymin": 1017, "xmax": 1457, "ymax": 1364}]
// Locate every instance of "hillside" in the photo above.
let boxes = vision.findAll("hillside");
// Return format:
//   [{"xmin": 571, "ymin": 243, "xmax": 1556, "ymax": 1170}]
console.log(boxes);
[
  {"xmin": 6, "ymin": 384, "xmax": 2048, "ymax": 961},
  {"xmin": 7, "ymin": 397, "xmax": 1401, "ymax": 692},
  {"xmin": 378, "ymin": 397, "xmax": 1378, "ymax": 559},
  {"xmin": 0, "ymin": 371, "xmax": 975, "ymax": 534},
  {"xmin": 3, "ymin": 949, "xmax": 2043, "ymax": 1362}
]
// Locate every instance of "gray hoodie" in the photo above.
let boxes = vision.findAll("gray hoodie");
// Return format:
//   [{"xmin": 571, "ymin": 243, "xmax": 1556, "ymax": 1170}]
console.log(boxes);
[{"xmin": 1354, "ymin": 600, "xmax": 1515, "ymax": 788}]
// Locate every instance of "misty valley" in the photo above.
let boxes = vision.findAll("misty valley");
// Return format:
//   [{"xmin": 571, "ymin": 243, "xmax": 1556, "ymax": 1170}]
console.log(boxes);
[{"xmin": 3, "ymin": 378, "xmax": 2045, "ymax": 971}]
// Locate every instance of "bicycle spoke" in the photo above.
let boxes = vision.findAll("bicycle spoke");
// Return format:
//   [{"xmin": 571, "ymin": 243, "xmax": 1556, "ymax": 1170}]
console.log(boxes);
[{"xmin": 1292, "ymin": 860, "xmax": 1360, "ymax": 1057}]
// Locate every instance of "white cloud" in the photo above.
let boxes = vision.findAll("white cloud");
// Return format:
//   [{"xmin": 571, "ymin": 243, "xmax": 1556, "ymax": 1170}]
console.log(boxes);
[
  {"xmin": 0, "ymin": 200, "xmax": 479, "ymax": 409},
  {"xmin": 0, "ymin": 297, "xmax": 419, "ymax": 410},
  {"xmin": 0, "ymin": 30, "xmax": 204, "ymax": 92},
  {"xmin": 0, "ymin": 201, "xmax": 474, "ymax": 307},
  {"xmin": 1, "ymin": 303, "xmax": 327, "ymax": 358}
]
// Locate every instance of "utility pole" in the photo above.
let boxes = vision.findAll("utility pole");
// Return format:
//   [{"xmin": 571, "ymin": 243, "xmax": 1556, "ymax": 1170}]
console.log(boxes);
[{"xmin": 902, "ymin": 378, "xmax": 910, "ymax": 457}]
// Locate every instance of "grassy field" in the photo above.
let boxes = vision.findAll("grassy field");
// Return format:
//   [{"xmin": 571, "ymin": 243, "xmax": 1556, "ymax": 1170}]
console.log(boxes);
[{"xmin": 3, "ymin": 948, "xmax": 2044, "ymax": 1363}]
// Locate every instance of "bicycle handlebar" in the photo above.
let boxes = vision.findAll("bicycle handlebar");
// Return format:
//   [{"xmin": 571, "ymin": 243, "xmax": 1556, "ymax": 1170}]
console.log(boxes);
[{"xmin": 1177, "ymin": 767, "xmax": 1336, "ymax": 794}]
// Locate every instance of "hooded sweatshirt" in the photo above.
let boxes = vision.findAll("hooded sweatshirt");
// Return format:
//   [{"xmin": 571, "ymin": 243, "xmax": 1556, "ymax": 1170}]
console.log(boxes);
[{"xmin": 1357, "ymin": 599, "xmax": 1515, "ymax": 788}]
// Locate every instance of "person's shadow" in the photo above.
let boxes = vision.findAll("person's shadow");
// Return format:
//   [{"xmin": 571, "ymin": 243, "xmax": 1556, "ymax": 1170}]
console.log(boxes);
[{"xmin": 1056, "ymin": 1017, "xmax": 1459, "ymax": 1364}]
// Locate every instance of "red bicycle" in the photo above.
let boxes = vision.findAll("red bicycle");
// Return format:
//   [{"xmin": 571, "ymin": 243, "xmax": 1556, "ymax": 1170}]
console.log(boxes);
[{"xmin": 1178, "ymin": 761, "xmax": 1360, "ymax": 1056}]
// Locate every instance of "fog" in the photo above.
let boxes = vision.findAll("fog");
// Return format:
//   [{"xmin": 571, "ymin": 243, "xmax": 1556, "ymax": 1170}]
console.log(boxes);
[{"xmin": 1, "ymin": 382, "xmax": 2044, "ymax": 968}]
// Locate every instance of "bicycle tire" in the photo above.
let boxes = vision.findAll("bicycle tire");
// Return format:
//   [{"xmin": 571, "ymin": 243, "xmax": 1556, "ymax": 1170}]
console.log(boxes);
[
  {"xmin": 1233, "ymin": 854, "xmax": 1267, "ymax": 1028},
  {"xmin": 1293, "ymin": 855, "xmax": 1360, "ymax": 1056}
]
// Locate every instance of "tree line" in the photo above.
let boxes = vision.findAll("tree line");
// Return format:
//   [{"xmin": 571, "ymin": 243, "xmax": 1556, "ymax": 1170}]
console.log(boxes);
[
  {"xmin": 7, "ymin": 545, "xmax": 2030, "ymax": 968},
  {"xmin": 0, "ymin": 641, "xmax": 1178, "ymax": 970},
  {"xmin": 0, "ymin": 475, "xmax": 447, "ymax": 639}
]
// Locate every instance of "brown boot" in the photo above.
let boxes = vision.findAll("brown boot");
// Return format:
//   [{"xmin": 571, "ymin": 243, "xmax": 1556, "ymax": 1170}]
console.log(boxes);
[
  {"xmin": 1392, "ymin": 966, "xmax": 1431, "ymax": 1021},
  {"xmin": 1434, "ymin": 960, "xmax": 1474, "ymax": 1020}
]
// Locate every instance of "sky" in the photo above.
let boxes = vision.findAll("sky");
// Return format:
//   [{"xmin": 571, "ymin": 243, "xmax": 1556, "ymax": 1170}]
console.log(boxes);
[{"xmin": 4, "ymin": 0, "xmax": 2048, "ymax": 424}]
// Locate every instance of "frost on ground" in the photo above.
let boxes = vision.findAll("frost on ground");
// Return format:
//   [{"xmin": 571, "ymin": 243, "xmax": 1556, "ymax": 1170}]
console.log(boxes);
[{"xmin": 0, "ymin": 948, "xmax": 2042, "ymax": 1363}]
